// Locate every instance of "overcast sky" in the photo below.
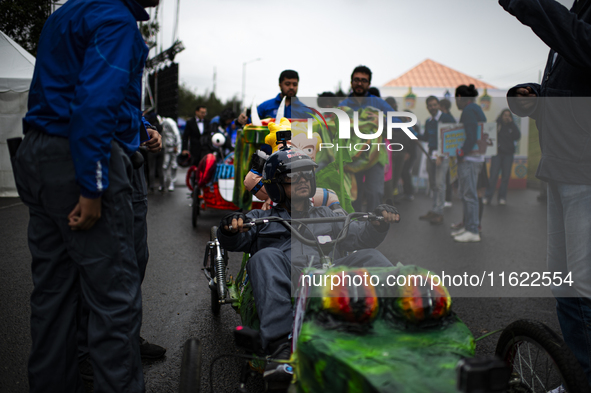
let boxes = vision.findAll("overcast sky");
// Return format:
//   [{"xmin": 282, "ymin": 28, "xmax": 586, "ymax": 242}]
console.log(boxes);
[{"xmin": 149, "ymin": 0, "xmax": 574, "ymax": 104}]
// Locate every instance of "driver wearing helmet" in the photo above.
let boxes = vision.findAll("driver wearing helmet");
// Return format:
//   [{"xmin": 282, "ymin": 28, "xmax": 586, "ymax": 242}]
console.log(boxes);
[{"xmin": 217, "ymin": 146, "xmax": 400, "ymax": 386}]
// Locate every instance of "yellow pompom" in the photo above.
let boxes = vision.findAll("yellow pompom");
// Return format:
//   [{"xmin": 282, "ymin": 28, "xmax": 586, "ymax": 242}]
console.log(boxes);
[{"xmin": 265, "ymin": 117, "xmax": 292, "ymax": 152}]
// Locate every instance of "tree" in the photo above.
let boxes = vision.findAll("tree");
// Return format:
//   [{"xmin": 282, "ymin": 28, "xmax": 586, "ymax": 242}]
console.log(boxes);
[
  {"xmin": 178, "ymin": 83, "xmax": 241, "ymax": 120},
  {"xmin": 0, "ymin": 0, "xmax": 59, "ymax": 57}
]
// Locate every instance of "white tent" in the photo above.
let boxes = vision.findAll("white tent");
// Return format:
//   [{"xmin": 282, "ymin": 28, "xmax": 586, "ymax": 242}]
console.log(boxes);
[{"xmin": 0, "ymin": 30, "xmax": 34, "ymax": 197}]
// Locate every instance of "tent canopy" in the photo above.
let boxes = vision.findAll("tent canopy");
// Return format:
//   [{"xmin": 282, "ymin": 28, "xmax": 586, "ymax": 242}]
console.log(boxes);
[
  {"xmin": 0, "ymin": 30, "xmax": 35, "ymax": 197},
  {"xmin": 0, "ymin": 30, "xmax": 36, "ymax": 93}
]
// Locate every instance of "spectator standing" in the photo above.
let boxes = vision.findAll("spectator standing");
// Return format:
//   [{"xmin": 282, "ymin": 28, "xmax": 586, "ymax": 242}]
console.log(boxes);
[
  {"xmin": 418, "ymin": 96, "xmax": 456, "ymax": 224},
  {"xmin": 144, "ymin": 112, "xmax": 164, "ymax": 191},
  {"xmin": 452, "ymin": 84, "xmax": 487, "ymax": 243},
  {"xmin": 238, "ymin": 70, "xmax": 302, "ymax": 124},
  {"xmin": 383, "ymin": 96, "xmax": 406, "ymax": 203},
  {"xmin": 439, "ymin": 98, "xmax": 455, "ymax": 206},
  {"xmin": 398, "ymin": 110, "xmax": 420, "ymax": 202},
  {"xmin": 501, "ymin": 0, "xmax": 591, "ymax": 384},
  {"xmin": 12, "ymin": 0, "xmax": 159, "ymax": 391},
  {"xmin": 182, "ymin": 105, "xmax": 209, "ymax": 166},
  {"xmin": 483, "ymin": 109, "xmax": 521, "ymax": 205},
  {"xmin": 339, "ymin": 65, "xmax": 395, "ymax": 212},
  {"xmin": 161, "ymin": 117, "xmax": 181, "ymax": 191}
]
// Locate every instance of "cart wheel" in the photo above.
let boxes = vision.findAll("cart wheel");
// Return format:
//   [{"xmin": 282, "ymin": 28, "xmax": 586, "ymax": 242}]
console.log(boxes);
[
  {"xmin": 192, "ymin": 189, "xmax": 200, "ymax": 228},
  {"xmin": 495, "ymin": 319, "xmax": 590, "ymax": 393},
  {"xmin": 179, "ymin": 338, "xmax": 202, "ymax": 393},
  {"xmin": 210, "ymin": 286, "xmax": 221, "ymax": 316},
  {"xmin": 210, "ymin": 226, "xmax": 221, "ymax": 316}
]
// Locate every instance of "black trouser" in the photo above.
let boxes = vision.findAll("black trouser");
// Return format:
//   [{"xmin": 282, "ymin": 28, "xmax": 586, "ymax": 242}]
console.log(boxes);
[
  {"xmin": 14, "ymin": 131, "xmax": 144, "ymax": 393},
  {"xmin": 401, "ymin": 144, "xmax": 417, "ymax": 196},
  {"xmin": 78, "ymin": 164, "xmax": 149, "ymax": 365}
]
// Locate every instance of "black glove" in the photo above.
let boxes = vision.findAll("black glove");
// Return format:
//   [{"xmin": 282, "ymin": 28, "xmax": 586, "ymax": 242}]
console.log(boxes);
[
  {"xmin": 250, "ymin": 152, "xmax": 267, "ymax": 174},
  {"xmin": 374, "ymin": 204, "xmax": 400, "ymax": 220},
  {"xmin": 220, "ymin": 212, "xmax": 249, "ymax": 235}
]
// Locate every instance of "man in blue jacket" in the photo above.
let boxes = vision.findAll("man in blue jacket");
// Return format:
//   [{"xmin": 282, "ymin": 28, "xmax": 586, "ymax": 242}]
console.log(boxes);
[
  {"xmin": 418, "ymin": 96, "xmax": 456, "ymax": 225},
  {"xmin": 501, "ymin": 0, "xmax": 591, "ymax": 385},
  {"xmin": 13, "ymin": 0, "xmax": 158, "ymax": 391},
  {"xmin": 237, "ymin": 69, "xmax": 310, "ymax": 123}
]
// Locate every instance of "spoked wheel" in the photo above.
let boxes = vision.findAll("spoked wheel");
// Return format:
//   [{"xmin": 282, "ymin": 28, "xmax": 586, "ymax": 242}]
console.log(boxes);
[
  {"xmin": 179, "ymin": 338, "xmax": 202, "ymax": 393},
  {"xmin": 495, "ymin": 319, "xmax": 591, "ymax": 393},
  {"xmin": 191, "ymin": 188, "xmax": 200, "ymax": 228},
  {"xmin": 209, "ymin": 226, "xmax": 221, "ymax": 316}
]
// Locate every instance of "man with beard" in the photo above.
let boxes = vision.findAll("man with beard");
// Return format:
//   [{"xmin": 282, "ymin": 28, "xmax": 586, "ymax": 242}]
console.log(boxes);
[
  {"xmin": 418, "ymin": 96, "xmax": 456, "ymax": 225},
  {"xmin": 339, "ymin": 65, "xmax": 400, "ymax": 212},
  {"xmin": 238, "ymin": 69, "xmax": 301, "ymax": 123},
  {"xmin": 13, "ymin": 0, "xmax": 159, "ymax": 391}
]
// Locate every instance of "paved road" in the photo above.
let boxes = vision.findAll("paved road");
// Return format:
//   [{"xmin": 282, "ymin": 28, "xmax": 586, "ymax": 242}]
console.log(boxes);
[{"xmin": 0, "ymin": 172, "xmax": 559, "ymax": 393}]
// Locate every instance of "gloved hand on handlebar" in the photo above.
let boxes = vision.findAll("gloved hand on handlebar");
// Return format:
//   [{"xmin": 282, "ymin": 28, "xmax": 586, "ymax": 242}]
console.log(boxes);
[
  {"xmin": 373, "ymin": 204, "xmax": 401, "ymax": 226},
  {"xmin": 220, "ymin": 212, "xmax": 251, "ymax": 235}
]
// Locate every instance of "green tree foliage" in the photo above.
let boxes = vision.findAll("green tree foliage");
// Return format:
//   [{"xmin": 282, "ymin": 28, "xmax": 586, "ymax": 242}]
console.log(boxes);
[
  {"xmin": 178, "ymin": 83, "xmax": 241, "ymax": 119},
  {"xmin": 0, "ymin": 0, "xmax": 59, "ymax": 57}
]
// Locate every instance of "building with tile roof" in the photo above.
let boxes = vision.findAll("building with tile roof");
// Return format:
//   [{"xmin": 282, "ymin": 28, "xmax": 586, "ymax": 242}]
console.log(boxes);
[{"xmin": 384, "ymin": 59, "xmax": 496, "ymax": 89}]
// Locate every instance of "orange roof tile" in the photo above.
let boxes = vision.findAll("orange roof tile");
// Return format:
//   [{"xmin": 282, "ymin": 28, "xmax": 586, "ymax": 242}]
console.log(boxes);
[{"xmin": 384, "ymin": 59, "xmax": 496, "ymax": 89}]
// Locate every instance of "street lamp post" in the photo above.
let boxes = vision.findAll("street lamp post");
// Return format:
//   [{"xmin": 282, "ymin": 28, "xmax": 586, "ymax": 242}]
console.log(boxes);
[{"xmin": 241, "ymin": 58, "xmax": 261, "ymax": 111}]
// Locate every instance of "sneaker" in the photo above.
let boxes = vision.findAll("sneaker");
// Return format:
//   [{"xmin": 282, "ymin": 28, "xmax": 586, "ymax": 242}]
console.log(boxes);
[
  {"xmin": 168, "ymin": 182, "xmax": 175, "ymax": 192},
  {"xmin": 454, "ymin": 231, "xmax": 481, "ymax": 242},
  {"xmin": 140, "ymin": 336, "xmax": 166, "ymax": 359},
  {"xmin": 419, "ymin": 211, "xmax": 436, "ymax": 220},
  {"xmin": 451, "ymin": 227, "xmax": 466, "ymax": 237},
  {"xmin": 264, "ymin": 341, "xmax": 293, "ymax": 387},
  {"xmin": 444, "ymin": 201, "xmax": 453, "ymax": 208},
  {"xmin": 430, "ymin": 214, "xmax": 444, "ymax": 225},
  {"xmin": 403, "ymin": 194, "xmax": 414, "ymax": 201},
  {"xmin": 158, "ymin": 186, "xmax": 164, "ymax": 192},
  {"xmin": 79, "ymin": 358, "xmax": 94, "ymax": 382},
  {"xmin": 498, "ymin": 199, "xmax": 506, "ymax": 205},
  {"xmin": 482, "ymin": 198, "xmax": 489, "ymax": 205},
  {"xmin": 450, "ymin": 221, "xmax": 464, "ymax": 230}
]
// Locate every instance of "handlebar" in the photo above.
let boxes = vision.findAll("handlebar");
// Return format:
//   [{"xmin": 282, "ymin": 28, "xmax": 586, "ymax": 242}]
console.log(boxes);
[{"xmin": 229, "ymin": 213, "xmax": 384, "ymax": 249}]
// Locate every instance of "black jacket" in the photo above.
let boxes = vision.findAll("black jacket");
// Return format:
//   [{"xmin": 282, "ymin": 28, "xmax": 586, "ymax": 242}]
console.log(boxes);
[
  {"xmin": 182, "ymin": 117, "xmax": 210, "ymax": 159},
  {"xmin": 497, "ymin": 122, "xmax": 521, "ymax": 155},
  {"xmin": 502, "ymin": 0, "xmax": 591, "ymax": 184}
]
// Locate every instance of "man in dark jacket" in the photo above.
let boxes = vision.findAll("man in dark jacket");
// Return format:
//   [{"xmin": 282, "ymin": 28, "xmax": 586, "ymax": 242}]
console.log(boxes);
[
  {"xmin": 217, "ymin": 148, "xmax": 399, "ymax": 386},
  {"xmin": 13, "ymin": 0, "xmax": 159, "ymax": 391},
  {"xmin": 418, "ymin": 96, "xmax": 456, "ymax": 225},
  {"xmin": 501, "ymin": 0, "xmax": 591, "ymax": 384},
  {"xmin": 182, "ymin": 105, "xmax": 209, "ymax": 165}
]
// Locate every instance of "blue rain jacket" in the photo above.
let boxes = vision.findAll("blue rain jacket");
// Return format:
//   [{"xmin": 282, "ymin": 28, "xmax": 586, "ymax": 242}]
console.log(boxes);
[{"xmin": 24, "ymin": 0, "xmax": 150, "ymax": 198}]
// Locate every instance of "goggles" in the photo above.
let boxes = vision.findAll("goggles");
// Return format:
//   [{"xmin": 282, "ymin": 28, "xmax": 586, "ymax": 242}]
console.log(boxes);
[{"xmin": 282, "ymin": 169, "xmax": 314, "ymax": 184}]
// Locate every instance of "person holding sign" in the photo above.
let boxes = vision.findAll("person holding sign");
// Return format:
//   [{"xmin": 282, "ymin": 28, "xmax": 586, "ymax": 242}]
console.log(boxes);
[{"xmin": 452, "ymin": 85, "xmax": 487, "ymax": 242}]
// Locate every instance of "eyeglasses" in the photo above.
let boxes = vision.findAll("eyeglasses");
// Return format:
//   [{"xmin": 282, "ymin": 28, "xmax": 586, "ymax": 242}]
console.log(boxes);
[
  {"xmin": 352, "ymin": 78, "xmax": 370, "ymax": 84},
  {"xmin": 282, "ymin": 170, "xmax": 314, "ymax": 184}
]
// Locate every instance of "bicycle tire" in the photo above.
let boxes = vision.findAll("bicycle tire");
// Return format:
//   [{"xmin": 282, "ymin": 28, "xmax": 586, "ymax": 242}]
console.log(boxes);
[
  {"xmin": 210, "ymin": 226, "xmax": 221, "ymax": 316},
  {"xmin": 495, "ymin": 319, "xmax": 590, "ymax": 393},
  {"xmin": 179, "ymin": 338, "xmax": 202, "ymax": 393},
  {"xmin": 192, "ymin": 188, "xmax": 199, "ymax": 228}
]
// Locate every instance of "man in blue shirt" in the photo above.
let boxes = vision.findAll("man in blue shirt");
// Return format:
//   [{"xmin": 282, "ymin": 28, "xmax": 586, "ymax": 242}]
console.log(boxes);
[
  {"xmin": 13, "ymin": 0, "xmax": 158, "ymax": 391},
  {"xmin": 238, "ymin": 69, "xmax": 307, "ymax": 123},
  {"xmin": 339, "ymin": 65, "xmax": 396, "ymax": 212},
  {"xmin": 418, "ymin": 96, "xmax": 456, "ymax": 225}
]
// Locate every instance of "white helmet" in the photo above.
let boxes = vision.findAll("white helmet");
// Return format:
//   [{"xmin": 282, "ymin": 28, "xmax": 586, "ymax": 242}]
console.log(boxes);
[{"xmin": 211, "ymin": 132, "xmax": 226, "ymax": 148}]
